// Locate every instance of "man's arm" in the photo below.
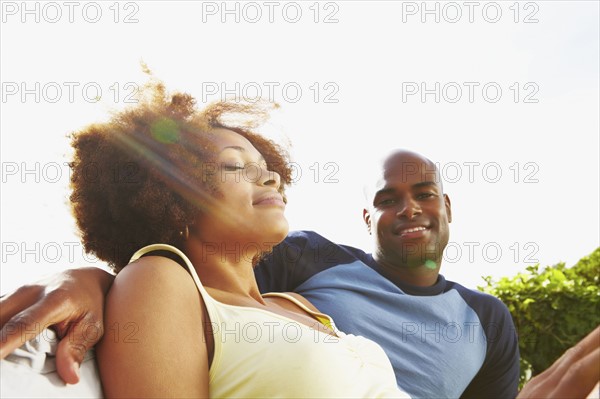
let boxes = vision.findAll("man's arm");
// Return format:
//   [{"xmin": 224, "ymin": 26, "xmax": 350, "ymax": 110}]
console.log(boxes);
[
  {"xmin": 517, "ymin": 326, "xmax": 600, "ymax": 399},
  {"xmin": 255, "ymin": 230, "xmax": 364, "ymax": 292},
  {"xmin": 0, "ymin": 267, "xmax": 114, "ymax": 384},
  {"xmin": 458, "ymin": 290, "xmax": 521, "ymax": 398}
]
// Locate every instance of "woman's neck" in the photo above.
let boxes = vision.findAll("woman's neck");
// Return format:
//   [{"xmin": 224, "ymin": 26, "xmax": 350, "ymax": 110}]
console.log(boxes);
[{"xmin": 183, "ymin": 238, "xmax": 265, "ymax": 304}]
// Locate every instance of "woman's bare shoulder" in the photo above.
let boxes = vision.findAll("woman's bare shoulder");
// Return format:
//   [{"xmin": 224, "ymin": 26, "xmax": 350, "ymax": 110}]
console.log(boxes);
[
  {"xmin": 111, "ymin": 255, "xmax": 199, "ymax": 298},
  {"xmin": 99, "ymin": 255, "xmax": 209, "ymax": 398}
]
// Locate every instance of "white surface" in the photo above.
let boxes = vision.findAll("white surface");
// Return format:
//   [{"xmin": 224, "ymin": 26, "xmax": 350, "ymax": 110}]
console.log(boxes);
[{"xmin": 0, "ymin": 328, "xmax": 102, "ymax": 398}]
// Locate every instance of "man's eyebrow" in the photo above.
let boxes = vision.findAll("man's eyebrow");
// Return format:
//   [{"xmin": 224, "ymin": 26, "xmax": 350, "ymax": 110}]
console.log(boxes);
[
  {"xmin": 412, "ymin": 181, "xmax": 438, "ymax": 189},
  {"xmin": 374, "ymin": 187, "xmax": 395, "ymax": 197},
  {"xmin": 375, "ymin": 181, "xmax": 437, "ymax": 195}
]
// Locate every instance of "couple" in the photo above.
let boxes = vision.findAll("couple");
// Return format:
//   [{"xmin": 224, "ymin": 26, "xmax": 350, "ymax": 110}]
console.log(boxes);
[{"xmin": 1, "ymin": 82, "xmax": 598, "ymax": 398}]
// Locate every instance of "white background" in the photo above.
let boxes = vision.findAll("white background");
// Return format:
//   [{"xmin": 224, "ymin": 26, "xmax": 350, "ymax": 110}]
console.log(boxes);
[{"xmin": 1, "ymin": 0, "xmax": 598, "ymax": 293}]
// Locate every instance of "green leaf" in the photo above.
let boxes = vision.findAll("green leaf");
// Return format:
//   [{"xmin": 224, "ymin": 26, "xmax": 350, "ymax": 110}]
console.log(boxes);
[{"xmin": 478, "ymin": 247, "xmax": 600, "ymax": 390}]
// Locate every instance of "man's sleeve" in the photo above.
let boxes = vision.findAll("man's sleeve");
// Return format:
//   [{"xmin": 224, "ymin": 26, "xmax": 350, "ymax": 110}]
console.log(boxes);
[
  {"xmin": 461, "ymin": 297, "xmax": 520, "ymax": 399},
  {"xmin": 254, "ymin": 230, "xmax": 346, "ymax": 293}
]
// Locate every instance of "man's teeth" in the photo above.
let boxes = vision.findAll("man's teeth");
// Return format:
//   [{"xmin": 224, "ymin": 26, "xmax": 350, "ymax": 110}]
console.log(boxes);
[{"xmin": 401, "ymin": 227, "xmax": 426, "ymax": 234}]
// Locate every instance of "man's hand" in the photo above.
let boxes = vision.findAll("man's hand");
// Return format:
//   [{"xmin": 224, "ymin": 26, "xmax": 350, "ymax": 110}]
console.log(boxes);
[
  {"xmin": 0, "ymin": 268, "xmax": 115, "ymax": 384},
  {"xmin": 517, "ymin": 326, "xmax": 600, "ymax": 399}
]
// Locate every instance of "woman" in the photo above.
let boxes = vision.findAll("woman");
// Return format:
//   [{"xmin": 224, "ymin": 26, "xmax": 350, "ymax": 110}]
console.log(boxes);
[{"xmin": 68, "ymin": 80, "xmax": 409, "ymax": 398}]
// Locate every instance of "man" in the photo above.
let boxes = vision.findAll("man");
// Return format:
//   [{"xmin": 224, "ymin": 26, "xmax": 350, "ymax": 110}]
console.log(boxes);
[
  {"xmin": 1, "ymin": 150, "xmax": 597, "ymax": 397},
  {"xmin": 254, "ymin": 150, "xmax": 519, "ymax": 398}
]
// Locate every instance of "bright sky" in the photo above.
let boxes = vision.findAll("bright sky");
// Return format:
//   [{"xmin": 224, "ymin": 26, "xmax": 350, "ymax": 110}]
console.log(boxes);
[{"xmin": 1, "ymin": 0, "xmax": 599, "ymax": 293}]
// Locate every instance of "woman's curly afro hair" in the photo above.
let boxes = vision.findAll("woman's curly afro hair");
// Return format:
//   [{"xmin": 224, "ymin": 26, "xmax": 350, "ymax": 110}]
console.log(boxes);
[{"xmin": 69, "ymin": 81, "xmax": 292, "ymax": 272}]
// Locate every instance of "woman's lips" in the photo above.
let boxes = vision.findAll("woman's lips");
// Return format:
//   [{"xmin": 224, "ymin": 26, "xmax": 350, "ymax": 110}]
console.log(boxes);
[{"xmin": 253, "ymin": 195, "xmax": 286, "ymax": 207}]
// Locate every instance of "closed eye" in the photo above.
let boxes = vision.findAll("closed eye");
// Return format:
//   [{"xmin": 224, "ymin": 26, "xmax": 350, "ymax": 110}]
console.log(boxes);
[{"xmin": 222, "ymin": 164, "xmax": 245, "ymax": 171}]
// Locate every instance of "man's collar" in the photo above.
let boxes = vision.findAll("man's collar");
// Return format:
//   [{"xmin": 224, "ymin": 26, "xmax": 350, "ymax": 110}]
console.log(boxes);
[{"xmin": 366, "ymin": 254, "xmax": 447, "ymax": 296}]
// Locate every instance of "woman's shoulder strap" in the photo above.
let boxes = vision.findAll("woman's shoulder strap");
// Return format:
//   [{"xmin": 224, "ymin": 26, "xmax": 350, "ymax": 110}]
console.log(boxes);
[{"xmin": 130, "ymin": 244, "xmax": 213, "ymax": 305}]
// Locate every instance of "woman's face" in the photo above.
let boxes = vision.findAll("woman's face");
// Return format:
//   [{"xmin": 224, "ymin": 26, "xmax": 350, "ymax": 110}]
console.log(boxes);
[{"xmin": 192, "ymin": 128, "xmax": 289, "ymax": 255}]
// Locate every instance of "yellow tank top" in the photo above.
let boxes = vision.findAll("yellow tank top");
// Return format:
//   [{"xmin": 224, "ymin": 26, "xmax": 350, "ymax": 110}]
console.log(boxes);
[{"xmin": 130, "ymin": 244, "xmax": 410, "ymax": 399}]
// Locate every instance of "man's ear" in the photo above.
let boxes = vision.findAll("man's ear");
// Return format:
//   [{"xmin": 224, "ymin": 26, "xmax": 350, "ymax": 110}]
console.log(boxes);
[
  {"xmin": 444, "ymin": 194, "xmax": 452, "ymax": 223},
  {"xmin": 363, "ymin": 209, "xmax": 372, "ymax": 234}
]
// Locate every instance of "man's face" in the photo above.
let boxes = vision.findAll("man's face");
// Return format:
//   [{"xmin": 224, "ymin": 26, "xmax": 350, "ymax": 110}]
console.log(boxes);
[{"xmin": 363, "ymin": 151, "xmax": 452, "ymax": 269}]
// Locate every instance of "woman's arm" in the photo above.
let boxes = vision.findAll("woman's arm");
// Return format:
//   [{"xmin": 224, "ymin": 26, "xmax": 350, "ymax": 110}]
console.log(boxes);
[{"xmin": 98, "ymin": 256, "xmax": 209, "ymax": 398}]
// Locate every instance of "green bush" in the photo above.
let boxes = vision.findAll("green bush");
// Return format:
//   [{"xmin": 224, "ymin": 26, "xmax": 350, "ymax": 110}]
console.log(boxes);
[{"xmin": 479, "ymin": 248, "xmax": 600, "ymax": 388}]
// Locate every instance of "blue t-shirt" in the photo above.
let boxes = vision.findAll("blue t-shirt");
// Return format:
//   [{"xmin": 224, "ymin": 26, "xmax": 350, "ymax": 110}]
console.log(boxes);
[{"xmin": 255, "ymin": 231, "xmax": 520, "ymax": 399}]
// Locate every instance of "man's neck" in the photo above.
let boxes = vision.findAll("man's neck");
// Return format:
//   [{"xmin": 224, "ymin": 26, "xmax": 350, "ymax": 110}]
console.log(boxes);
[{"xmin": 372, "ymin": 253, "xmax": 441, "ymax": 287}]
